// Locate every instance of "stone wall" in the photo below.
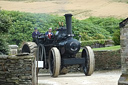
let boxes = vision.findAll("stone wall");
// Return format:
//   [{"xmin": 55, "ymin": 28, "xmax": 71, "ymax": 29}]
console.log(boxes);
[
  {"xmin": 0, "ymin": 55, "xmax": 36, "ymax": 85},
  {"xmin": 118, "ymin": 18, "xmax": 128, "ymax": 85},
  {"xmin": 120, "ymin": 24, "xmax": 128, "ymax": 74},
  {"xmin": 75, "ymin": 50, "xmax": 121, "ymax": 71},
  {"xmin": 94, "ymin": 50, "xmax": 121, "ymax": 70},
  {"xmin": 40, "ymin": 50, "xmax": 121, "ymax": 73}
]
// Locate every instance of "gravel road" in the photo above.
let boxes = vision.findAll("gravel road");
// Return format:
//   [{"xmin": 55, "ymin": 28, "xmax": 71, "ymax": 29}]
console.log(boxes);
[{"xmin": 38, "ymin": 70, "xmax": 121, "ymax": 85}]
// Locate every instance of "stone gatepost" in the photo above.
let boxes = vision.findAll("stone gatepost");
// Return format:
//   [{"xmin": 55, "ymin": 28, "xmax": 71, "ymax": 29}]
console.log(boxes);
[
  {"xmin": 9, "ymin": 45, "xmax": 18, "ymax": 55},
  {"xmin": 118, "ymin": 18, "xmax": 128, "ymax": 85}
]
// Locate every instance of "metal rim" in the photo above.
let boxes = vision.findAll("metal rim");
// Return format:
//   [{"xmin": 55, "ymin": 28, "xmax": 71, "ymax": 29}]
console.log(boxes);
[
  {"xmin": 49, "ymin": 47, "xmax": 61, "ymax": 77},
  {"xmin": 82, "ymin": 46, "xmax": 95, "ymax": 76}
]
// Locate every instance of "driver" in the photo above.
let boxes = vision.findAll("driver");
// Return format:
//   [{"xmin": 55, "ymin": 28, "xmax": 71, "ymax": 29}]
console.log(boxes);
[
  {"xmin": 45, "ymin": 28, "xmax": 53, "ymax": 39},
  {"xmin": 32, "ymin": 28, "xmax": 40, "ymax": 43},
  {"xmin": 32, "ymin": 28, "xmax": 40, "ymax": 38}
]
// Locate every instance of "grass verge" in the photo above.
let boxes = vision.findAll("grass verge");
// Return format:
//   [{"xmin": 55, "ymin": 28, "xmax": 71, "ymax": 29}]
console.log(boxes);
[
  {"xmin": 79, "ymin": 45, "xmax": 120, "ymax": 52},
  {"xmin": 93, "ymin": 45, "xmax": 120, "ymax": 51}
]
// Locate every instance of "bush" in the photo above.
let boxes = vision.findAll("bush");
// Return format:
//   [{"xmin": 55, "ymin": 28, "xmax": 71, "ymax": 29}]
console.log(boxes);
[
  {"xmin": 81, "ymin": 39, "xmax": 105, "ymax": 47},
  {"xmin": 0, "ymin": 11, "xmax": 11, "ymax": 34},
  {"xmin": 0, "ymin": 11, "xmax": 11, "ymax": 54},
  {"xmin": 112, "ymin": 29, "xmax": 120, "ymax": 45},
  {"xmin": 80, "ymin": 32, "xmax": 92, "ymax": 41},
  {"xmin": 83, "ymin": 17, "xmax": 122, "ymax": 34},
  {"xmin": 93, "ymin": 33, "xmax": 105, "ymax": 39},
  {"xmin": 0, "ymin": 38, "xmax": 9, "ymax": 55}
]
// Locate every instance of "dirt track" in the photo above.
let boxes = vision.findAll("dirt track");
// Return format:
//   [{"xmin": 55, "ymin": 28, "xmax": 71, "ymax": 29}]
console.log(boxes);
[
  {"xmin": 38, "ymin": 70, "xmax": 121, "ymax": 85},
  {"xmin": 0, "ymin": 0, "xmax": 128, "ymax": 19}
]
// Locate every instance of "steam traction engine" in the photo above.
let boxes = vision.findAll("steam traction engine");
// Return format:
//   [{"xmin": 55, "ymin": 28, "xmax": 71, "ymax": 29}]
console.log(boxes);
[{"xmin": 22, "ymin": 14, "xmax": 95, "ymax": 77}]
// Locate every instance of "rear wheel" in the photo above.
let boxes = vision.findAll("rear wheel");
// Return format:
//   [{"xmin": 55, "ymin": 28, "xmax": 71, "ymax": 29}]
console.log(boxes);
[
  {"xmin": 22, "ymin": 42, "xmax": 37, "ymax": 55},
  {"xmin": 49, "ymin": 47, "xmax": 61, "ymax": 77},
  {"xmin": 82, "ymin": 46, "xmax": 95, "ymax": 76},
  {"xmin": 36, "ymin": 44, "xmax": 46, "ymax": 61},
  {"xmin": 36, "ymin": 44, "xmax": 47, "ymax": 69}
]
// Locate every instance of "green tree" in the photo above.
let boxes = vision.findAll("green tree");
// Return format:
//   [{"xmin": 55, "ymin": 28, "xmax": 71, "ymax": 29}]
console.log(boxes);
[{"xmin": 0, "ymin": 11, "xmax": 12, "ymax": 54}]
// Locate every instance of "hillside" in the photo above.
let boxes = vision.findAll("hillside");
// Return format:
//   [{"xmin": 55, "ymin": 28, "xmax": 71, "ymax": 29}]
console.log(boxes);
[{"xmin": 0, "ymin": 0, "xmax": 128, "ymax": 19}]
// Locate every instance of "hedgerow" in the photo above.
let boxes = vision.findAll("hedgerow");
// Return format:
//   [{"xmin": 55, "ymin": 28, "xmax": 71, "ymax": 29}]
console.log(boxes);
[{"xmin": 0, "ymin": 10, "xmax": 123, "ymax": 46}]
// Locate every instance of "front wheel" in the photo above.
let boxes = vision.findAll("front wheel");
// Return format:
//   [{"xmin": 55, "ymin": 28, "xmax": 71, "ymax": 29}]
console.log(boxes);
[
  {"xmin": 82, "ymin": 46, "xmax": 95, "ymax": 76},
  {"xmin": 49, "ymin": 47, "xmax": 61, "ymax": 77}
]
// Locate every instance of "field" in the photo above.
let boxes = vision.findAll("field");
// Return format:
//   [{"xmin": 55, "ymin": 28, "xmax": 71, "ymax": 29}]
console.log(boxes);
[{"xmin": 0, "ymin": 0, "xmax": 128, "ymax": 20}]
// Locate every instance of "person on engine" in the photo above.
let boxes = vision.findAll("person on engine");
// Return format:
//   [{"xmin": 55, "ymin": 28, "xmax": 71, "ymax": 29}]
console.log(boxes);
[
  {"xmin": 45, "ymin": 28, "xmax": 53, "ymax": 39},
  {"xmin": 32, "ymin": 28, "xmax": 40, "ymax": 38},
  {"xmin": 32, "ymin": 28, "xmax": 40, "ymax": 43}
]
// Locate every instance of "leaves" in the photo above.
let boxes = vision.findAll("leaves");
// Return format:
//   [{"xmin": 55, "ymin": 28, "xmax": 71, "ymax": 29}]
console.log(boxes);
[
  {"xmin": 0, "ymin": 11, "xmax": 11, "ymax": 54},
  {"xmin": 112, "ymin": 29, "xmax": 120, "ymax": 45}
]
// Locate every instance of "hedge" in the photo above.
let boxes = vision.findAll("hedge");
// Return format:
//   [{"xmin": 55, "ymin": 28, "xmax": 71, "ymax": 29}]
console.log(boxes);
[{"xmin": 81, "ymin": 39, "xmax": 106, "ymax": 47}]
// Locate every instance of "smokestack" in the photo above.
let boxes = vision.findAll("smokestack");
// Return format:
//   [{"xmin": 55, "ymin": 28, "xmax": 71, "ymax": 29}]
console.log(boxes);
[{"xmin": 64, "ymin": 14, "xmax": 73, "ymax": 36}]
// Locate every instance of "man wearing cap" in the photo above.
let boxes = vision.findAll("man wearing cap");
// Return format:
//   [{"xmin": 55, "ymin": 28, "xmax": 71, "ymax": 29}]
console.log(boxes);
[
  {"xmin": 45, "ymin": 28, "xmax": 53, "ymax": 39},
  {"xmin": 32, "ymin": 28, "xmax": 40, "ymax": 42}
]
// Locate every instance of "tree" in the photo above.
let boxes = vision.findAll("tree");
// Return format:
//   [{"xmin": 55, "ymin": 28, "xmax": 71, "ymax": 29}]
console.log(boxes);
[{"xmin": 0, "ymin": 10, "xmax": 12, "ymax": 54}]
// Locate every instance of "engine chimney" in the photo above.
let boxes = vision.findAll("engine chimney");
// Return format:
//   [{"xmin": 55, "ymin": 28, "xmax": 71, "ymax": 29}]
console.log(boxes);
[{"xmin": 64, "ymin": 14, "xmax": 73, "ymax": 36}]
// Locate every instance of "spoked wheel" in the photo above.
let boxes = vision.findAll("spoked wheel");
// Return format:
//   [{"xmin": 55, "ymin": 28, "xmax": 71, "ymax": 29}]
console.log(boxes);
[
  {"xmin": 36, "ymin": 44, "xmax": 46, "ymax": 62},
  {"xmin": 82, "ymin": 46, "xmax": 95, "ymax": 76},
  {"xmin": 49, "ymin": 47, "xmax": 61, "ymax": 77},
  {"xmin": 36, "ymin": 44, "xmax": 46, "ymax": 75}
]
